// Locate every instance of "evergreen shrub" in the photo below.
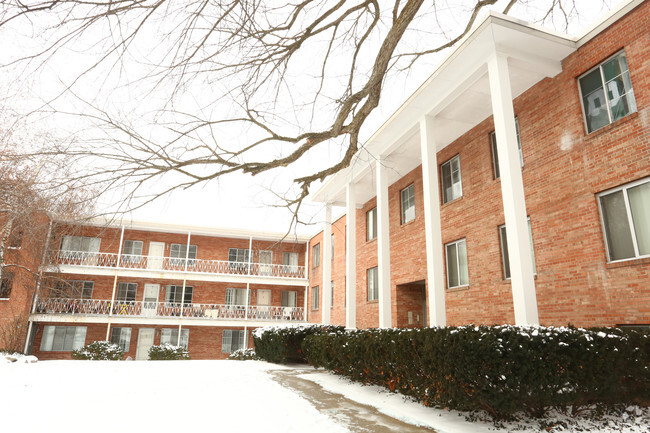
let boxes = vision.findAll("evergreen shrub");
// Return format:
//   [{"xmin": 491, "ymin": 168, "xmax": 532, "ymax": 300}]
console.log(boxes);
[
  {"xmin": 228, "ymin": 348, "xmax": 259, "ymax": 360},
  {"xmin": 301, "ymin": 325, "xmax": 649, "ymax": 419},
  {"xmin": 71, "ymin": 341, "xmax": 124, "ymax": 360},
  {"xmin": 252, "ymin": 324, "xmax": 345, "ymax": 363},
  {"xmin": 148, "ymin": 343, "xmax": 190, "ymax": 360}
]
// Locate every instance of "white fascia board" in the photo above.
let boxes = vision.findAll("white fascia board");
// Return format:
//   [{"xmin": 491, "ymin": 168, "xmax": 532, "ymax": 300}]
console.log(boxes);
[{"xmin": 576, "ymin": 0, "xmax": 645, "ymax": 47}]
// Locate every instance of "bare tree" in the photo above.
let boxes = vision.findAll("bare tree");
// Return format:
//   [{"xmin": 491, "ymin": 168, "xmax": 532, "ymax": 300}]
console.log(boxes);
[{"xmin": 0, "ymin": 0, "xmax": 611, "ymax": 223}]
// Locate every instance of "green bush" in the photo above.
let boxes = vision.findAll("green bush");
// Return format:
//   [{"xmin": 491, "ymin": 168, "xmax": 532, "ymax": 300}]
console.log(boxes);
[
  {"xmin": 148, "ymin": 343, "xmax": 190, "ymax": 360},
  {"xmin": 228, "ymin": 348, "xmax": 259, "ymax": 360},
  {"xmin": 252, "ymin": 325, "xmax": 345, "ymax": 363},
  {"xmin": 71, "ymin": 341, "xmax": 124, "ymax": 360},
  {"xmin": 302, "ymin": 326, "xmax": 649, "ymax": 420}
]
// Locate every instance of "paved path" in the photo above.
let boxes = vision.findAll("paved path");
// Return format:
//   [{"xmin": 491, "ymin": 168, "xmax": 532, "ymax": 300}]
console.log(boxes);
[{"xmin": 271, "ymin": 369, "xmax": 437, "ymax": 433}]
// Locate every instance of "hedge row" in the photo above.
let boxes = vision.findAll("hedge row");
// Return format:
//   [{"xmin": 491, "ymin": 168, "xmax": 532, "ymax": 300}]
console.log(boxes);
[
  {"xmin": 300, "ymin": 326, "xmax": 649, "ymax": 419},
  {"xmin": 252, "ymin": 325, "xmax": 345, "ymax": 363}
]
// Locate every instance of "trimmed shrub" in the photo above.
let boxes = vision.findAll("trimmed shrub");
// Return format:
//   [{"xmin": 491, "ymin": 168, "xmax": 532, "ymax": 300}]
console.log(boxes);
[
  {"xmin": 148, "ymin": 343, "xmax": 190, "ymax": 360},
  {"xmin": 253, "ymin": 324, "xmax": 345, "ymax": 363},
  {"xmin": 302, "ymin": 325, "xmax": 649, "ymax": 420},
  {"xmin": 72, "ymin": 341, "xmax": 124, "ymax": 360},
  {"xmin": 228, "ymin": 348, "xmax": 259, "ymax": 360}
]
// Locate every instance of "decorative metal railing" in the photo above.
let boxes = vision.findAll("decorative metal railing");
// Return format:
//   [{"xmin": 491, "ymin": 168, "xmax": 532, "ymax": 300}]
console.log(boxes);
[
  {"xmin": 54, "ymin": 251, "xmax": 306, "ymax": 279},
  {"xmin": 34, "ymin": 298, "xmax": 305, "ymax": 322}
]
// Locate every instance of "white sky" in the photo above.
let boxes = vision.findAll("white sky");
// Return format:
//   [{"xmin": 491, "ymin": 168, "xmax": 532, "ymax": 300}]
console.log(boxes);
[{"xmin": 0, "ymin": 0, "xmax": 626, "ymax": 235}]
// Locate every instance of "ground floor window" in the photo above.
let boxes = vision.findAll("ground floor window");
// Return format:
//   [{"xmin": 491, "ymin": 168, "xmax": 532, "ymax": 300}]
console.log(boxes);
[
  {"xmin": 312, "ymin": 286, "xmax": 319, "ymax": 310},
  {"xmin": 222, "ymin": 330, "xmax": 246, "ymax": 353},
  {"xmin": 160, "ymin": 328, "xmax": 189, "ymax": 349},
  {"xmin": 110, "ymin": 327, "xmax": 132, "ymax": 352},
  {"xmin": 40, "ymin": 326, "xmax": 87, "ymax": 351},
  {"xmin": 499, "ymin": 219, "xmax": 536, "ymax": 279},
  {"xmin": 445, "ymin": 239, "xmax": 469, "ymax": 289},
  {"xmin": 367, "ymin": 267, "xmax": 378, "ymax": 301}
]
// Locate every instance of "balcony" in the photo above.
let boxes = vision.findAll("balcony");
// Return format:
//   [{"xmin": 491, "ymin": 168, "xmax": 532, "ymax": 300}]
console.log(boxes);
[
  {"xmin": 53, "ymin": 251, "xmax": 306, "ymax": 280},
  {"xmin": 34, "ymin": 298, "xmax": 306, "ymax": 322}
]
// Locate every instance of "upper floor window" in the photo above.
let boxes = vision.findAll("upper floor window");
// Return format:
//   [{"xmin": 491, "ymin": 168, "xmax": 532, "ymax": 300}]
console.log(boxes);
[
  {"xmin": 367, "ymin": 207, "xmax": 377, "ymax": 240},
  {"xmin": 401, "ymin": 184, "xmax": 415, "ymax": 224},
  {"xmin": 116, "ymin": 282, "xmax": 137, "ymax": 303},
  {"xmin": 282, "ymin": 252, "xmax": 299, "ymax": 274},
  {"xmin": 490, "ymin": 118, "xmax": 523, "ymax": 179},
  {"xmin": 0, "ymin": 272, "xmax": 13, "ymax": 299},
  {"xmin": 598, "ymin": 178, "xmax": 650, "ymax": 262},
  {"xmin": 60, "ymin": 235, "xmax": 100, "ymax": 253},
  {"xmin": 281, "ymin": 290, "xmax": 298, "ymax": 307},
  {"xmin": 441, "ymin": 155, "xmax": 462, "ymax": 204},
  {"xmin": 312, "ymin": 243, "xmax": 320, "ymax": 268},
  {"xmin": 579, "ymin": 51, "xmax": 636, "ymax": 133},
  {"xmin": 445, "ymin": 238, "xmax": 468, "ymax": 289},
  {"xmin": 228, "ymin": 248, "xmax": 249, "ymax": 272},
  {"xmin": 225, "ymin": 287, "xmax": 249, "ymax": 306},
  {"xmin": 171, "ymin": 244, "xmax": 197, "ymax": 265},
  {"xmin": 367, "ymin": 267, "xmax": 378, "ymax": 301},
  {"xmin": 52, "ymin": 280, "xmax": 94, "ymax": 299},
  {"xmin": 166, "ymin": 285, "xmax": 193, "ymax": 305},
  {"xmin": 312, "ymin": 285, "xmax": 319, "ymax": 310},
  {"xmin": 331, "ymin": 234, "xmax": 334, "ymax": 260},
  {"xmin": 499, "ymin": 219, "xmax": 537, "ymax": 279},
  {"xmin": 122, "ymin": 240, "xmax": 143, "ymax": 263}
]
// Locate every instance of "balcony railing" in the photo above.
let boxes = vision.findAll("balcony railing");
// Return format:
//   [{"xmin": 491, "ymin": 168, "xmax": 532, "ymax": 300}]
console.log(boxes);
[
  {"xmin": 54, "ymin": 251, "xmax": 306, "ymax": 279},
  {"xmin": 34, "ymin": 298, "xmax": 306, "ymax": 322}
]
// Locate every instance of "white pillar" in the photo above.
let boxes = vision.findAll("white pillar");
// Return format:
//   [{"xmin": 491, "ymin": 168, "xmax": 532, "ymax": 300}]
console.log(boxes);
[
  {"xmin": 321, "ymin": 204, "xmax": 332, "ymax": 324},
  {"xmin": 376, "ymin": 160, "xmax": 392, "ymax": 328},
  {"xmin": 487, "ymin": 52, "xmax": 539, "ymax": 326},
  {"xmin": 345, "ymin": 182, "xmax": 357, "ymax": 329},
  {"xmin": 420, "ymin": 116, "xmax": 446, "ymax": 327}
]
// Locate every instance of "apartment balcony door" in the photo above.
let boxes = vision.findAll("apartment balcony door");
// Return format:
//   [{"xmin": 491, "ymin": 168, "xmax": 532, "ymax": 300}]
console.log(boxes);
[
  {"xmin": 258, "ymin": 289, "xmax": 271, "ymax": 318},
  {"xmin": 135, "ymin": 328, "xmax": 155, "ymax": 360},
  {"xmin": 260, "ymin": 251, "xmax": 272, "ymax": 275},
  {"xmin": 142, "ymin": 284, "xmax": 159, "ymax": 317},
  {"xmin": 148, "ymin": 242, "xmax": 165, "ymax": 270}
]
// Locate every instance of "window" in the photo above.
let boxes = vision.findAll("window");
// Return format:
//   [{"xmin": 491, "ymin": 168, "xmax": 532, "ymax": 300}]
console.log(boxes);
[
  {"xmin": 0, "ymin": 272, "xmax": 13, "ymax": 299},
  {"xmin": 579, "ymin": 51, "xmax": 636, "ymax": 133},
  {"xmin": 228, "ymin": 248, "xmax": 249, "ymax": 272},
  {"xmin": 161, "ymin": 328, "xmax": 189, "ymax": 349},
  {"xmin": 8, "ymin": 229, "xmax": 22, "ymax": 249},
  {"xmin": 282, "ymin": 252, "xmax": 299, "ymax": 273},
  {"xmin": 312, "ymin": 286, "xmax": 319, "ymax": 310},
  {"xmin": 281, "ymin": 290, "xmax": 297, "ymax": 307},
  {"xmin": 441, "ymin": 155, "xmax": 462, "ymax": 204},
  {"xmin": 225, "ymin": 288, "xmax": 249, "ymax": 306},
  {"xmin": 331, "ymin": 234, "xmax": 334, "ymax": 260},
  {"xmin": 490, "ymin": 118, "xmax": 523, "ymax": 179},
  {"xmin": 122, "ymin": 240, "xmax": 143, "ymax": 263},
  {"xmin": 171, "ymin": 244, "xmax": 197, "ymax": 266},
  {"xmin": 312, "ymin": 243, "xmax": 320, "ymax": 267},
  {"xmin": 52, "ymin": 280, "xmax": 94, "ymax": 299},
  {"xmin": 60, "ymin": 236, "xmax": 100, "ymax": 253},
  {"xmin": 598, "ymin": 178, "xmax": 650, "ymax": 261},
  {"xmin": 40, "ymin": 326, "xmax": 87, "ymax": 351},
  {"xmin": 116, "ymin": 282, "xmax": 137, "ymax": 303},
  {"xmin": 222, "ymin": 330, "xmax": 246, "ymax": 353},
  {"xmin": 499, "ymin": 219, "xmax": 537, "ymax": 279},
  {"xmin": 110, "ymin": 327, "xmax": 132, "ymax": 352},
  {"xmin": 166, "ymin": 285, "xmax": 193, "ymax": 305},
  {"xmin": 367, "ymin": 207, "xmax": 377, "ymax": 240},
  {"xmin": 445, "ymin": 239, "xmax": 469, "ymax": 288},
  {"xmin": 401, "ymin": 185, "xmax": 415, "ymax": 224},
  {"xmin": 331, "ymin": 281, "xmax": 334, "ymax": 308},
  {"xmin": 367, "ymin": 267, "xmax": 378, "ymax": 301}
]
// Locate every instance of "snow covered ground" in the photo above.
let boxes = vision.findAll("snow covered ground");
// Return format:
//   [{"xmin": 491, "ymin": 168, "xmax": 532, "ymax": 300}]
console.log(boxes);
[{"xmin": 1, "ymin": 356, "xmax": 648, "ymax": 433}]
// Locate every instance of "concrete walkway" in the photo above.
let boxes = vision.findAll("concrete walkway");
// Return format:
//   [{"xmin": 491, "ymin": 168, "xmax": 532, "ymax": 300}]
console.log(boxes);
[{"xmin": 271, "ymin": 369, "xmax": 436, "ymax": 433}]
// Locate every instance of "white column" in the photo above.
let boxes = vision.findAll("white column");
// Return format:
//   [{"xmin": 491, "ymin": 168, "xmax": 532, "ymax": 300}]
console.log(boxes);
[
  {"xmin": 420, "ymin": 116, "xmax": 446, "ymax": 327},
  {"xmin": 376, "ymin": 160, "xmax": 392, "ymax": 328},
  {"xmin": 321, "ymin": 204, "xmax": 332, "ymax": 324},
  {"xmin": 106, "ymin": 226, "xmax": 125, "ymax": 340},
  {"xmin": 345, "ymin": 182, "xmax": 357, "ymax": 329},
  {"xmin": 487, "ymin": 52, "xmax": 539, "ymax": 326}
]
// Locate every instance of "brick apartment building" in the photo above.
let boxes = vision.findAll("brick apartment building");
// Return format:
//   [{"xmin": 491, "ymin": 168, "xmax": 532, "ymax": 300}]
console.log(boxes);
[
  {"xmin": 0, "ymin": 0, "xmax": 648, "ymax": 360},
  {"xmin": 307, "ymin": 0, "xmax": 649, "ymax": 330}
]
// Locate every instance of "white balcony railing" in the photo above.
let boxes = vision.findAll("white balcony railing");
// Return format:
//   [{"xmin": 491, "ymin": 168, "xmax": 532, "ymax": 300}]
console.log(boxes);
[
  {"xmin": 34, "ymin": 298, "xmax": 306, "ymax": 322},
  {"xmin": 54, "ymin": 251, "xmax": 306, "ymax": 279}
]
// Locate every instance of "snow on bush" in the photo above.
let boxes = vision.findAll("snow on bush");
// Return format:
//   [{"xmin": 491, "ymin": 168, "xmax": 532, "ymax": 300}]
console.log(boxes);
[
  {"xmin": 228, "ymin": 348, "xmax": 259, "ymax": 360},
  {"xmin": 1, "ymin": 351, "xmax": 38, "ymax": 364},
  {"xmin": 72, "ymin": 341, "xmax": 124, "ymax": 360},
  {"xmin": 148, "ymin": 343, "xmax": 190, "ymax": 360}
]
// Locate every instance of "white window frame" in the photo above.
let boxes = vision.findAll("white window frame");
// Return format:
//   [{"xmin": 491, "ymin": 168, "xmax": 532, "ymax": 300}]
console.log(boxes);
[
  {"xmin": 400, "ymin": 184, "xmax": 415, "ymax": 224},
  {"xmin": 40, "ymin": 326, "xmax": 87, "ymax": 351},
  {"xmin": 160, "ymin": 328, "xmax": 189, "ymax": 349},
  {"xmin": 367, "ymin": 207, "xmax": 377, "ymax": 240},
  {"xmin": 166, "ymin": 285, "xmax": 193, "ymax": 305},
  {"xmin": 330, "ymin": 280, "xmax": 334, "ymax": 308},
  {"xmin": 225, "ymin": 287, "xmax": 249, "ymax": 307},
  {"xmin": 312, "ymin": 286, "xmax": 319, "ymax": 310},
  {"xmin": 445, "ymin": 238, "xmax": 469, "ymax": 289},
  {"xmin": 597, "ymin": 177, "xmax": 650, "ymax": 262},
  {"xmin": 312, "ymin": 243, "xmax": 320, "ymax": 268},
  {"xmin": 367, "ymin": 267, "xmax": 378, "ymax": 301},
  {"xmin": 282, "ymin": 252, "xmax": 299, "ymax": 274},
  {"xmin": 110, "ymin": 327, "xmax": 132, "ymax": 352},
  {"xmin": 171, "ymin": 243, "xmax": 197, "ymax": 266},
  {"xmin": 122, "ymin": 240, "xmax": 143, "ymax": 263},
  {"xmin": 499, "ymin": 218, "xmax": 537, "ymax": 280},
  {"xmin": 116, "ymin": 282, "xmax": 137, "ymax": 303},
  {"xmin": 222, "ymin": 330, "xmax": 246, "ymax": 353},
  {"xmin": 57, "ymin": 280, "xmax": 94, "ymax": 299},
  {"xmin": 441, "ymin": 155, "xmax": 462, "ymax": 204},
  {"xmin": 578, "ymin": 50, "xmax": 637, "ymax": 134},
  {"xmin": 281, "ymin": 290, "xmax": 298, "ymax": 307},
  {"xmin": 490, "ymin": 118, "xmax": 523, "ymax": 179}
]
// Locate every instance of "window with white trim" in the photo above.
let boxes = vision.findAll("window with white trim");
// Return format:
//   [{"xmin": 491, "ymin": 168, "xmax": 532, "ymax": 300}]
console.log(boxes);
[
  {"xmin": 116, "ymin": 282, "xmax": 137, "ymax": 302},
  {"xmin": 331, "ymin": 234, "xmax": 334, "ymax": 260},
  {"xmin": 161, "ymin": 328, "xmax": 189, "ymax": 349},
  {"xmin": 490, "ymin": 118, "xmax": 523, "ymax": 179},
  {"xmin": 166, "ymin": 285, "xmax": 193, "ymax": 305},
  {"xmin": 312, "ymin": 286, "xmax": 319, "ymax": 310},
  {"xmin": 312, "ymin": 243, "xmax": 320, "ymax": 267},
  {"xmin": 110, "ymin": 327, "xmax": 132, "ymax": 352},
  {"xmin": 499, "ymin": 219, "xmax": 537, "ymax": 279},
  {"xmin": 598, "ymin": 178, "xmax": 650, "ymax": 262},
  {"xmin": 171, "ymin": 244, "xmax": 197, "ymax": 266},
  {"xmin": 331, "ymin": 280, "xmax": 334, "ymax": 308},
  {"xmin": 282, "ymin": 252, "xmax": 299, "ymax": 274},
  {"xmin": 445, "ymin": 239, "xmax": 469, "ymax": 289},
  {"xmin": 52, "ymin": 280, "xmax": 94, "ymax": 299},
  {"xmin": 367, "ymin": 207, "xmax": 377, "ymax": 240},
  {"xmin": 579, "ymin": 51, "xmax": 636, "ymax": 133},
  {"xmin": 222, "ymin": 330, "xmax": 246, "ymax": 353},
  {"xmin": 60, "ymin": 236, "xmax": 100, "ymax": 258},
  {"xmin": 122, "ymin": 240, "xmax": 143, "ymax": 263},
  {"xmin": 441, "ymin": 155, "xmax": 462, "ymax": 204},
  {"xmin": 367, "ymin": 267, "xmax": 378, "ymax": 301},
  {"xmin": 228, "ymin": 248, "xmax": 249, "ymax": 272},
  {"xmin": 401, "ymin": 185, "xmax": 415, "ymax": 224},
  {"xmin": 225, "ymin": 288, "xmax": 249, "ymax": 307},
  {"xmin": 281, "ymin": 290, "xmax": 297, "ymax": 307},
  {"xmin": 40, "ymin": 326, "xmax": 87, "ymax": 351}
]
